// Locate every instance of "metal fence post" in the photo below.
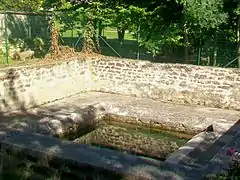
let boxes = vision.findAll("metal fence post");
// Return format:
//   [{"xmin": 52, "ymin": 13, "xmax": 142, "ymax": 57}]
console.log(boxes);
[
  {"xmin": 137, "ymin": 25, "xmax": 140, "ymax": 60},
  {"xmin": 4, "ymin": 11, "xmax": 8, "ymax": 65},
  {"xmin": 196, "ymin": 39, "xmax": 201, "ymax": 65}
]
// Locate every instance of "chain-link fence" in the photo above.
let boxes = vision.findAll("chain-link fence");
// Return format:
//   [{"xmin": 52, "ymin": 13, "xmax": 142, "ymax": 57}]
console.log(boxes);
[
  {"xmin": 0, "ymin": 10, "xmax": 239, "ymax": 68},
  {"xmin": 0, "ymin": 11, "xmax": 51, "ymax": 65},
  {"xmin": 61, "ymin": 25, "xmax": 239, "ymax": 68}
]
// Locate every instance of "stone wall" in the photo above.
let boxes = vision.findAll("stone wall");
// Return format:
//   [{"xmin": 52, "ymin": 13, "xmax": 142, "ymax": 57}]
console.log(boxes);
[
  {"xmin": 91, "ymin": 58, "xmax": 240, "ymax": 110},
  {"xmin": 0, "ymin": 60, "xmax": 92, "ymax": 111},
  {"xmin": 1, "ymin": 56, "xmax": 240, "ymax": 111}
]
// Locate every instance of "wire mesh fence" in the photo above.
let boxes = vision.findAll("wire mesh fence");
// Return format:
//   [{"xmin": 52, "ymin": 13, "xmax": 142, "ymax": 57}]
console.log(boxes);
[
  {"xmin": 60, "ymin": 23, "xmax": 240, "ymax": 68},
  {"xmin": 0, "ymin": 10, "xmax": 239, "ymax": 68},
  {"xmin": 0, "ymin": 11, "xmax": 51, "ymax": 65}
]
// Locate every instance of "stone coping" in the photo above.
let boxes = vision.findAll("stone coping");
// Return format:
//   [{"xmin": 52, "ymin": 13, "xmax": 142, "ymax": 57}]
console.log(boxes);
[
  {"xmin": 165, "ymin": 132, "xmax": 221, "ymax": 166},
  {"xmin": 0, "ymin": 92, "xmax": 239, "ymax": 179},
  {"xmin": 0, "ymin": 129, "xmax": 202, "ymax": 180}
]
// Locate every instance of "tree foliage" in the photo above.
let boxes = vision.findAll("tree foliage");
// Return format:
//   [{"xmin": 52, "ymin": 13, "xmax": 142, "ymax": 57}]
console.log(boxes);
[
  {"xmin": 0, "ymin": 0, "xmax": 44, "ymax": 11},
  {"xmin": 3, "ymin": 0, "xmax": 240, "ymax": 65},
  {"xmin": 179, "ymin": 0, "xmax": 227, "ymax": 29}
]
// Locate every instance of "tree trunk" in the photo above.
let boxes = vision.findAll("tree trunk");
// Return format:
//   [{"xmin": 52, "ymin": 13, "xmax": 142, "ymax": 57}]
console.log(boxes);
[
  {"xmin": 184, "ymin": 24, "xmax": 189, "ymax": 64},
  {"xmin": 237, "ymin": 15, "xmax": 240, "ymax": 68},
  {"xmin": 117, "ymin": 28, "xmax": 125, "ymax": 45}
]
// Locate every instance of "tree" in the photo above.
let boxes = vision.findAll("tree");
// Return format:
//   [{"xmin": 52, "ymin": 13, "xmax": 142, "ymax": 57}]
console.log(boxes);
[
  {"xmin": 55, "ymin": 0, "xmax": 107, "ymax": 54},
  {"xmin": 0, "ymin": 0, "xmax": 44, "ymax": 11},
  {"xmin": 42, "ymin": 0, "xmax": 73, "ymax": 58},
  {"xmin": 234, "ymin": 2, "xmax": 240, "ymax": 67},
  {"xmin": 177, "ymin": 0, "xmax": 228, "ymax": 63},
  {"xmin": 108, "ymin": 5, "xmax": 148, "ymax": 45},
  {"xmin": 136, "ymin": 1, "xmax": 184, "ymax": 58}
]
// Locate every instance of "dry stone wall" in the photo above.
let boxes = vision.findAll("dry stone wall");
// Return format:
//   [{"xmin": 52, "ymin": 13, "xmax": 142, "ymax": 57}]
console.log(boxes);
[
  {"xmin": 91, "ymin": 58, "xmax": 240, "ymax": 110},
  {"xmin": 0, "ymin": 60, "xmax": 92, "ymax": 111},
  {"xmin": 0, "ymin": 56, "xmax": 240, "ymax": 111}
]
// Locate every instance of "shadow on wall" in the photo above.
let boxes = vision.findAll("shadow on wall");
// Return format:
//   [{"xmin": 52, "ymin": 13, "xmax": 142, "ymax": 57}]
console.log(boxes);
[
  {"xmin": 0, "ymin": 68, "xmax": 212, "ymax": 180},
  {"xmin": 1, "ymin": 68, "xmax": 27, "ymax": 112}
]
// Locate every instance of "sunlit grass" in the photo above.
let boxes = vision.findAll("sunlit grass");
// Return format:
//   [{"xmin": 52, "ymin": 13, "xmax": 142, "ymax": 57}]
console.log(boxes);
[
  {"xmin": 0, "ymin": 58, "xmax": 44, "ymax": 68},
  {"xmin": 62, "ymin": 27, "xmax": 135, "ymax": 41},
  {"xmin": 102, "ymin": 28, "xmax": 135, "ymax": 41}
]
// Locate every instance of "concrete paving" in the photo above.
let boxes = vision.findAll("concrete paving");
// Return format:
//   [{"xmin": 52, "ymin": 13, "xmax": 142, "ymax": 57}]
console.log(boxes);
[
  {"xmin": 0, "ymin": 92, "xmax": 239, "ymax": 134},
  {"xmin": 37, "ymin": 92, "xmax": 240, "ymax": 133},
  {"xmin": 0, "ymin": 91, "xmax": 239, "ymax": 179}
]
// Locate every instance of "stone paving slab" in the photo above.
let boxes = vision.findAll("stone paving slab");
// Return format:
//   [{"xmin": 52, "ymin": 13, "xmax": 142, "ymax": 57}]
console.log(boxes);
[
  {"xmin": 0, "ymin": 92, "xmax": 239, "ymax": 179},
  {"xmin": 166, "ymin": 119, "xmax": 240, "ymax": 169},
  {"xmin": 0, "ymin": 92, "xmax": 239, "ymax": 136},
  {"xmin": 0, "ymin": 130, "xmax": 202, "ymax": 180},
  {"xmin": 39, "ymin": 92, "xmax": 240, "ymax": 133}
]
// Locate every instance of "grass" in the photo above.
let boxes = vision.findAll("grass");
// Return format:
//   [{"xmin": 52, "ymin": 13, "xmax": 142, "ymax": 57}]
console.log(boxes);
[
  {"xmin": 62, "ymin": 30, "xmax": 79, "ymax": 38},
  {"xmin": 0, "ymin": 26, "xmax": 151, "ymax": 69},
  {"xmin": 0, "ymin": 57, "xmax": 46, "ymax": 68},
  {"xmin": 0, "ymin": 26, "xmax": 150, "ymax": 68},
  {"xmin": 61, "ymin": 27, "xmax": 151, "ymax": 60},
  {"xmin": 102, "ymin": 28, "xmax": 135, "ymax": 41},
  {"xmin": 62, "ymin": 27, "xmax": 135, "ymax": 40}
]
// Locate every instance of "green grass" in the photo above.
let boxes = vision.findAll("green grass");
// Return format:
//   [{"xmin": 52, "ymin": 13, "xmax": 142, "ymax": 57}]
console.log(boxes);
[
  {"xmin": 0, "ymin": 58, "xmax": 44, "ymax": 68},
  {"xmin": 102, "ymin": 28, "xmax": 135, "ymax": 40},
  {"xmin": 0, "ymin": 58, "xmax": 28, "ymax": 68},
  {"xmin": 60, "ymin": 27, "xmax": 146, "ymax": 59},
  {"xmin": 62, "ymin": 29, "xmax": 79, "ymax": 38},
  {"xmin": 62, "ymin": 27, "xmax": 135, "ymax": 41},
  {"xmin": 0, "ymin": 26, "xmax": 148, "ymax": 69}
]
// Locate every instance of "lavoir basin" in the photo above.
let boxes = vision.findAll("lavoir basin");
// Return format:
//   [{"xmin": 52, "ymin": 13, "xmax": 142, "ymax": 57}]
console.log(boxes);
[{"xmin": 62, "ymin": 116, "xmax": 193, "ymax": 161}]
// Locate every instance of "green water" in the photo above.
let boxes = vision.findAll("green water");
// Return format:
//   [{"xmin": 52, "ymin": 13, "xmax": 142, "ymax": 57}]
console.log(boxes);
[{"xmin": 72, "ymin": 119, "xmax": 192, "ymax": 160}]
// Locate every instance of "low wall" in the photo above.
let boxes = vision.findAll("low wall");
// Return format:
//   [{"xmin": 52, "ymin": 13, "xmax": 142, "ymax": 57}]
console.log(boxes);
[
  {"xmin": 91, "ymin": 58, "xmax": 240, "ymax": 110},
  {"xmin": 0, "ymin": 60, "xmax": 92, "ymax": 111},
  {"xmin": 1, "ymin": 56, "xmax": 240, "ymax": 111}
]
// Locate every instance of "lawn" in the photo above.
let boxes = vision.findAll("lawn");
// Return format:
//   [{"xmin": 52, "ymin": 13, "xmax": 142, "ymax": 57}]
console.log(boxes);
[
  {"xmin": 102, "ymin": 28, "xmax": 135, "ymax": 41},
  {"xmin": 62, "ymin": 27, "xmax": 135, "ymax": 40},
  {"xmin": 0, "ymin": 27, "xmax": 151, "ymax": 68},
  {"xmin": 60, "ymin": 27, "xmax": 151, "ymax": 60}
]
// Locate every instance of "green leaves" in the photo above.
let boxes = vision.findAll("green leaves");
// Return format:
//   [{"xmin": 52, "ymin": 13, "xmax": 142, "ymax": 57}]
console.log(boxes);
[
  {"xmin": 234, "ymin": 2, "xmax": 240, "ymax": 15},
  {"xmin": 0, "ymin": 0, "xmax": 44, "ymax": 11},
  {"xmin": 179, "ymin": 0, "xmax": 227, "ymax": 30}
]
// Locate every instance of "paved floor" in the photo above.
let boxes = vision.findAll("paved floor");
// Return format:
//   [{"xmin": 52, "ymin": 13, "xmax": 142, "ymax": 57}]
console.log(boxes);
[
  {"xmin": 1, "ymin": 92, "xmax": 239, "ymax": 133},
  {"xmin": 42, "ymin": 92, "xmax": 240, "ymax": 132},
  {"xmin": 0, "ymin": 91, "xmax": 239, "ymax": 179}
]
